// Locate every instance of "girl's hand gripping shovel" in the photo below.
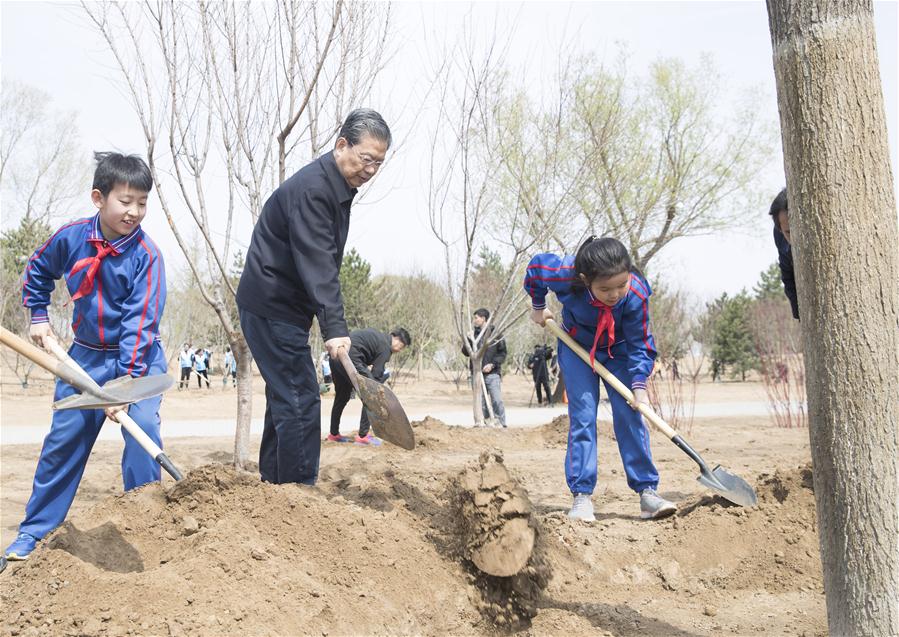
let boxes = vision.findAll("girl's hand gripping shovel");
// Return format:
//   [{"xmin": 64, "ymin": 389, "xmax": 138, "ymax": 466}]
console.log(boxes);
[
  {"xmin": 335, "ymin": 347, "xmax": 415, "ymax": 450},
  {"xmin": 544, "ymin": 318, "xmax": 757, "ymax": 507}
]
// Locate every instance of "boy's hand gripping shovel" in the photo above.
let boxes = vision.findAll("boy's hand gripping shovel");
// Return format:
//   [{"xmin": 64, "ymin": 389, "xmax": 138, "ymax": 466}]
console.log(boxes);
[
  {"xmin": 544, "ymin": 319, "xmax": 757, "ymax": 507},
  {"xmin": 336, "ymin": 347, "xmax": 415, "ymax": 450},
  {"xmin": 0, "ymin": 327, "xmax": 182, "ymax": 480}
]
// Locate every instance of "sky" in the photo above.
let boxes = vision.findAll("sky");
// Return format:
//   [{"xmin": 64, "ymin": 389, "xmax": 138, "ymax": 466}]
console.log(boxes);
[{"xmin": 2, "ymin": 0, "xmax": 897, "ymax": 305}]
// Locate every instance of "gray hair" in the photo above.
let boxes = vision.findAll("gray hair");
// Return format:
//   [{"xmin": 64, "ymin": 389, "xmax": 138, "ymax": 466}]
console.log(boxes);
[{"xmin": 337, "ymin": 108, "xmax": 391, "ymax": 148}]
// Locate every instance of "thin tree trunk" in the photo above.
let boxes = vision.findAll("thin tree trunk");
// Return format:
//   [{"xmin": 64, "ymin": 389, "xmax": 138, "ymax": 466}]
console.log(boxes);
[
  {"xmin": 471, "ymin": 352, "xmax": 486, "ymax": 426},
  {"xmin": 232, "ymin": 335, "xmax": 254, "ymax": 468},
  {"xmin": 766, "ymin": 2, "xmax": 899, "ymax": 634}
]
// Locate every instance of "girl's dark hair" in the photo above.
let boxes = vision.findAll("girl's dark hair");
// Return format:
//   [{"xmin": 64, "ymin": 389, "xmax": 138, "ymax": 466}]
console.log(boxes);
[{"xmin": 574, "ymin": 236, "xmax": 637, "ymax": 286}]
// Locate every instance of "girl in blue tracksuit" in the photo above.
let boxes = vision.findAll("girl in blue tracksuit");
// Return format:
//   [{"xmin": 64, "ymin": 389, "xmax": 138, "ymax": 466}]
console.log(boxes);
[
  {"xmin": 5, "ymin": 152, "xmax": 167, "ymax": 561},
  {"xmin": 524, "ymin": 236, "xmax": 676, "ymax": 521}
]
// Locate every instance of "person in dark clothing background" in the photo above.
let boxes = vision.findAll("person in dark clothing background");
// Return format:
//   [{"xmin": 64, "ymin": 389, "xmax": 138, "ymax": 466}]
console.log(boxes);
[
  {"xmin": 236, "ymin": 108, "xmax": 391, "ymax": 484},
  {"xmin": 527, "ymin": 344, "xmax": 554, "ymax": 406},
  {"xmin": 770, "ymin": 188, "xmax": 799, "ymax": 320},
  {"xmin": 327, "ymin": 327, "xmax": 411, "ymax": 445},
  {"xmin": 461, "ymin": 308, "xmax": 508, "ymax": 427}
]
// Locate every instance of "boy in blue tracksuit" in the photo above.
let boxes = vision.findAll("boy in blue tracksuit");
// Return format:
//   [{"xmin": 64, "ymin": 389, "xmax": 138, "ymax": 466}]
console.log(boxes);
[
  {"xmin": 525, "ymin": 236, "xmax": 676, "ymax": 521},
  {"xmin": 5, "ymin": 152, "xmax": 167, "ymax": 561}
]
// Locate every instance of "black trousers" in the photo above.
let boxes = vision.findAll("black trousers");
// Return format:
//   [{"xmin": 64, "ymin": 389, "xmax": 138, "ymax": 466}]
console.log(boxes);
[
  {"xmin": 179, "ymin": 366, "xmax": 191, "ymax": 388},
  {"xmin": 330, "ymin": 363, "xmax": 373, "ymax": 437},
  {"xmin": 534, "ymin": 372, "xmax": 552, "ymax": 404},
  {"xmin": 240, "ymin": 308, "xmax": 321, "ymax": 485}
]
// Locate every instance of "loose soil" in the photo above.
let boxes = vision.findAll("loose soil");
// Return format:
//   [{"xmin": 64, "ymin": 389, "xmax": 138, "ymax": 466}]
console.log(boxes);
[{"xmin": 1, "ymin": 375, "xmax": 824, "ymax": 636}]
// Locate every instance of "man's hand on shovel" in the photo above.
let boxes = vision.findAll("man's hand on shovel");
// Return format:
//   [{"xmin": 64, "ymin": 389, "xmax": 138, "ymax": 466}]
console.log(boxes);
[{"xmin": 324, "ymin": 336, "xmax": 351, "ymax": 360}]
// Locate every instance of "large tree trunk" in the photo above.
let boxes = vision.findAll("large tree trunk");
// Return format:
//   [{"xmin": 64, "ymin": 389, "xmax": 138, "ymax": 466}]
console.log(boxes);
[{"xmin": 766, "ymin": 2, "xmax": 899, "ymax": 635}]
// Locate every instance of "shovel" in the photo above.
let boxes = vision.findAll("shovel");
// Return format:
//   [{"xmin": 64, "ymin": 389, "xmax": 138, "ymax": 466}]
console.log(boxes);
[
  {"xmin": 335, "ymin": 347, "xmax": 415, "ymax": 450},
  {"xmin": 0, "ymin": 327, "xmax": 182, "ymax": 481},
  {"xmin": 544, "ymin": 319, "xmax": 757, "ymax": 507}
]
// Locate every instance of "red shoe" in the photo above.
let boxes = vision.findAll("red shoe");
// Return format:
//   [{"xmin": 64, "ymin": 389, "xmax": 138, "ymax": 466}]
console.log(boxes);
[
  {"xmin": 326, "ymin": 433, "xmax": 351, "ymax": 443},
  {"xmin": 354, "ymin": 434, "xmax": 381, "ymax": 446}
]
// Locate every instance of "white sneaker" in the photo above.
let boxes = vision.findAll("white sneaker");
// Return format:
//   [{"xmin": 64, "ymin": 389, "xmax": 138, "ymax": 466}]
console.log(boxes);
[
  {"xmin": 640, "ymin": 488, "xmax": 677, "ymax": 519},
  {"xmin": 567, "ymin": 493, "xmax": 596, "ymax": 522}
]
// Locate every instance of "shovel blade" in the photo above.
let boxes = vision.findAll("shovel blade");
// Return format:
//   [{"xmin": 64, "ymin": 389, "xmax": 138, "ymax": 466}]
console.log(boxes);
[
  {"xmin": 698, "ymin": 465, "xmax": 758, "ymax": 507},
  {"xmin": 355, "ymin": 376, "xmax": 415, "ymax": 450},
  {"xmin": 53, "ymin": 374, "xmax": 175, "ymax": 410}
]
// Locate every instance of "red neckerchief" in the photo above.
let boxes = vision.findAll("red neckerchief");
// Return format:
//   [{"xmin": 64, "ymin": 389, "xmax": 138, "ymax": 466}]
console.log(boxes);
[
  {"xmin": 586, "ymin": 275, "xmax": 631, "ymax": 367},
  {"xmin": 588, "ymin": 298, "xmax": 615, "ymax": 368},
  {"xmin": 69, "ymin": 239, "xmax": 119, "ymax": 302}
]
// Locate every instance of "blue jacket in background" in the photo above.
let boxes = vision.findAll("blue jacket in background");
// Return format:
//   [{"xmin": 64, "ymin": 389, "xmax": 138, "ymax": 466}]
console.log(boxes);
[
  {"xmin": 22, "ymin": 214, "xmax": 166, "ymax": 378},
  {"xmin": 524, "ymin": 253, "xmax": 657, "ymax": 390}
]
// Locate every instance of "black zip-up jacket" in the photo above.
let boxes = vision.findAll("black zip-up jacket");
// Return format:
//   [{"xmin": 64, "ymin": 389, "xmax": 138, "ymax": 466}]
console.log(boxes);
[
  {"xmin": 237, "ymin": 151, "xmax": 356, "ymax": 339},
  {"xmin": 527, "ymin": 346, "xmax": 552, "ymax": 378},
  {"xmin": 461, "ymin": 325, "xmax": 507, "ymax": 376},
  {"xmin": 334, "ymin": 329, "xmax": 392, "ymax": 382},
  {"xmin": 773, "ymin": 225, "xmax": 799, "ymax": 319}
]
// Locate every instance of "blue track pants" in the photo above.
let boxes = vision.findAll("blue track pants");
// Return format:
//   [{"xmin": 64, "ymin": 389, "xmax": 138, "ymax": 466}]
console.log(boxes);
[
  {"xmin": 18, "ymin": 342, "xmax": 166, "ymax": 540},
  {"xmin": 559, "ymin": 340, "xmax": 659, "ymax": 495}
]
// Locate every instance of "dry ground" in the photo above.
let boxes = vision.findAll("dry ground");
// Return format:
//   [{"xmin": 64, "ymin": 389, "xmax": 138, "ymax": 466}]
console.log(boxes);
[{"xmin": 0, "ymin": 370, "xmax": 823, "ymax": 636}]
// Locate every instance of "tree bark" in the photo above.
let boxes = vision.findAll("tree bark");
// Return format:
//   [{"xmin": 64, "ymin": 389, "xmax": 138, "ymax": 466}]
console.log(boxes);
[{"xmin": 766, "ymin": 2, "xmax": 899, "ymax": 634}]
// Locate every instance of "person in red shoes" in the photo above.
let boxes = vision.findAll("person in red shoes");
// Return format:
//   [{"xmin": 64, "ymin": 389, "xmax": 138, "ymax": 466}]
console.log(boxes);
[{"xmin": 327, "ymin": 327, "xmax": 411, "ymax": 445}]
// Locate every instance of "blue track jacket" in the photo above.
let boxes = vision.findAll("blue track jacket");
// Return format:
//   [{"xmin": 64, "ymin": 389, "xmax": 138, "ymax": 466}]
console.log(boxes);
[
  {"xmin": 22, "ymin": 214, "xmax": 166, "ymax": 378},
  {"xmin": 524, "ymin": 253, "xmax": 657, "ymax": 390}
]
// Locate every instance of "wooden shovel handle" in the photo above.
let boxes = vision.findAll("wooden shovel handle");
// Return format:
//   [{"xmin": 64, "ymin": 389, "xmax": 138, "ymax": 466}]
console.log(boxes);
[
  {"xmin": 43, "ymin": 336, "xmax": 102, "ymax": 392},
  {"xmin": 335, "ymin": 347, "xmax": 361, "ymax": 394},
  {"xmin": 0, "ymin": 326, "xmax": 91, "ymax": 391},
  {"xmin": 544, "ymin": 319, "xmax": 679, "ymax": 440}
]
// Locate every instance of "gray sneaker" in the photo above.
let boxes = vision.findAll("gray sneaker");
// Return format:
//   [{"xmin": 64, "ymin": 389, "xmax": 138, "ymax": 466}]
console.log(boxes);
[
  {"xmin": 640, "ymin": 488, "xmax": 677, "ymax": 519},
  {"xmin": 567, "ymin": 493, "xmax": 596, "ymax": 522}
]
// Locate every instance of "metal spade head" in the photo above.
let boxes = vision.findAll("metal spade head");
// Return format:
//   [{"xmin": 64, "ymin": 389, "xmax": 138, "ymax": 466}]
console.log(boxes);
[
  {"xmin": 698, "ymin": 464, "xmax": 758, "ymax": 507},
  {"xmin": 354, "ymin": 375, "xmax": 415, "ymax": 450},
  {"xmin": 53, "ymin": 374, "xmax": 175, "ymax": 410}
]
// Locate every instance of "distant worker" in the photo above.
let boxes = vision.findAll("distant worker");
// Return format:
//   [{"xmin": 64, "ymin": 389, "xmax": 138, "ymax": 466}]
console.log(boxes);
[
  {"xmin": 327, "ymin": 328, "xmax": 411, "ymax": 445},
  {"xmin": 527, "ymin": 344, "xmax": 554, "ymax": 406}
]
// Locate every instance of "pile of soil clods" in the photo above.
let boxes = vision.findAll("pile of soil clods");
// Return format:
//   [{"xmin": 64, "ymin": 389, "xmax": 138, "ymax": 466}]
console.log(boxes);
[
  {"xmin": 450, "ymin": 451, "xmax": 551, "ymax": 629},
  {"xmin": 0, "ymin": 464, "xmax": 481, "ymax": 637}
]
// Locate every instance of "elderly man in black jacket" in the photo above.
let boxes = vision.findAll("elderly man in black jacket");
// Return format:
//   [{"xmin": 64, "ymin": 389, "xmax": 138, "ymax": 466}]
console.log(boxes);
[
  {"xmin": 236, "ymin": 109, "xmax": 391, "ymax": 485},
  {"xmin": 462, "ymin": 308, "xmax": 508, "ymax": 428}
]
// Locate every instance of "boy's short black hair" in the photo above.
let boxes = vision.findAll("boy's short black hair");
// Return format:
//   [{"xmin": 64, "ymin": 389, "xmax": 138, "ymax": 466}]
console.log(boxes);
[
  {"xmin": 93, "ymin": 151, "xmax": 153, "ymax": 196},
  {"xmin": 473, "ymin": 308, "xmax": 490, "ymax": 320},
  {"xmin": 391, "ymin": 327, "xmax": 412, "ymax": 347},
  {"xmin": 769, "ymin": 188, "xmax": 788, "ymax": 218}
]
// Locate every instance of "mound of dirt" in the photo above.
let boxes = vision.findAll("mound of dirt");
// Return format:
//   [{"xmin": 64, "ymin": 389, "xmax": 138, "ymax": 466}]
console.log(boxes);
[
  {"xmin": 533, "ymin": 414, "xmax": 570, "ymax": 447},
  {"xmin": 1, "ymin": 464, "xmax": 484, "ymax": 637},
  {"xmin": 661, "ymin": 464, "xmax": 820, "ymax": 595},
  {"xmin": 412, "ymin": 416, "xmax": 528, "ymax": 451}
]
